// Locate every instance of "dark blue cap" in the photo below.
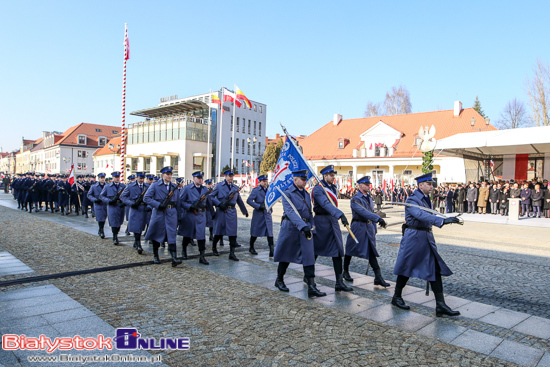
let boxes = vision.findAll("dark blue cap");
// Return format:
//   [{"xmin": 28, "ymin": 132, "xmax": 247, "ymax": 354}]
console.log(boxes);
[
  {"xmin": 111, "ymin": 171, "xmax": 121, "ymax": 177},
  {"xmin": 176, "ymin": 177, "xmax": 183, "ymax": 182},
  {"xmin": 153, "ymin": 176, "xmax": 160, "ymax": 181},
  {"xmin": 292, "ymin": 169, "xmax": 309, "ymax": 178},
  {"xmin": 146, "ymin": 174, "xmax": 155, "ymax": 179},
  {"xmin": 192, "ymin": 171, "xmax": 204, "ymax": 178},
  {"xmin": 128, "ymin": 175, "xmax": 135, "ymax": 180},
  {"xmin": 223, "ymin": 169, "xmax": 234, "ymax": 176},
  {"xmin": 97, "ymin": 173, "xmax": 106, "ymax": 177},
  {"xmin": 258, "ymin": 175, "xmax": 268, "ymax": 181},
  {"xmin": 160, "ymin": 166, "xmax": 173, "ymax": 174},
  {"xmin": 320, "ymin": 165, "xmax": 337, "ymax": 175},
  {"xmin": 136, "ymin": 172, "xmax": 146, "ymax": 178},
  {"xmin": 415, "ymin": 172, "xmax": 434, "ymax": 183},
  {"xmin": 205, "ymin": 179, "xmax": 212, "ymax": 184},
  {"xmin": 357, "ymin": 176, "xmax": 371, "ymax": 185}
]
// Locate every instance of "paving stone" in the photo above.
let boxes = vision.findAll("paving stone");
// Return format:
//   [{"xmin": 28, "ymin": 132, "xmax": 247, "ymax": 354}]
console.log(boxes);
[
  {"xmin": 490, "ymin": 340, "xmax": 545, "ymax": 367},
  {"xmin": 538, "ymin": 351, "xmax": 550, "ymax": 367},
  {"xmin": 42, "ymin": 307, "xmax": 97, "ymax": 324},
  {"xmin": 384, "ymin": 311, "xmax": 435, "ymax": 332},
  {"xmin": 0, "ymin": 285, "xmax": 61, "ymax": 303},
  {"xmin": 421, "ymin": 295, "xmax": 473, "ymax": 309},
  {"xmin": 2, "ymin": 301, "xmax": 84, "ymax": 321},
  {"xmin": 343, "ymin": 275, "xmax": 374, "ymax": 286},
  {"xmin": 512, "ymin": 316, "xmax": 550, "ymax": 339},
  {"xmin": 478, "ymin": 308, "xmax": 531, "ymax": 329},
  {"xmin": 416, "ymin": 319, "xmax": 467, "ymax": 342},
  {"xmin": 454, "ymin": 301, "xmax": 501, "ymax": 319},
  {"xmin": 0, "ymin": 350, "xmax": 22, "ymax": 367},
  {"xmin": 356, "ymin": 304, "xmax": 408, "ymax": 323},
  {"xmin": 402, "ymin": 290, "xmax": 433, "ymax": 305},
  {"xmin": 451, "ymin": 329, "xmax": 503, "ymax": 355},
  {"xmin": 0, "ymin": 315, "xmax": 50, "ymax": 331},
  {"xmin": 1, "ymin": 293, "xmax": 74, "ymax": 313}
]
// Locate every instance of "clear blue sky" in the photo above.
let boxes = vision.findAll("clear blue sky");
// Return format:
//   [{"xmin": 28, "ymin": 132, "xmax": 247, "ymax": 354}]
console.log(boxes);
[{"xmin": 1, "ymin": 1, "xmax": 548, "ymax": 152}]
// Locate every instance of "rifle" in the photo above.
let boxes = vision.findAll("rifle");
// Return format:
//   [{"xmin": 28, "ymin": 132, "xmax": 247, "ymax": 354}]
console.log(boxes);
[
  {"xmin": 30, "ymin": 181, "xmax": 38, "ymax": 193},
  {"xmin": 132, "ymin": 188, "xmax": 147, "ymax": 208},
  {"xmin": 159, "ymin": 181, "xmax": 183, "ymax": 210},
  {"xmin": 219, "ymin": 184, "xmax": 245, "ymax": 212},
  {"xmin": 192, "ymin": 187, "xmax": 213, "ymax": 215},
  {"xmin": 109, "ymin": 188, "xmax": 124, "ymax": 205}
]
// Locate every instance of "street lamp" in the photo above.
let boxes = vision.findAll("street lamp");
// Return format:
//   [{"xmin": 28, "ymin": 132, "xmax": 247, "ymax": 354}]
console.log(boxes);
[{"xmin": 247, "ymin": 137, "xmax": 257, "ymax": 176}]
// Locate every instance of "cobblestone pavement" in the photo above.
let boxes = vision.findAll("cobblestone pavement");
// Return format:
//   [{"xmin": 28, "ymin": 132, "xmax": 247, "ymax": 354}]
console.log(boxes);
[{"xmin": 0, "ymin": 199, "xmax": 526, "ymax": 366}]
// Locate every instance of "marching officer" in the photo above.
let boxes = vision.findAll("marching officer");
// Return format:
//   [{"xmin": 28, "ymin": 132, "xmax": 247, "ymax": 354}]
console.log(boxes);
[
  {"xmin": 391, "ymin": 172, "xmax": 461, "ymax": 317},
  {"xmin": 209, "ymin": 169, "xmax": 248, "ymax": 261},
  {"xmin": 57, "ymin": 175, "xmax": 71, "ymax": 215},
  {"xmin": 120, "ymin": 172, "xmax": 149, "ymax": 254},
  {"xmin": 178, "ymin": 171, "xmax": 211, "ymax": 264},
  {"xmin": 87, "ymin": 173, "xmax": 108, "ymax": 238},
  {"xmin": 81, "ymin": 175, "xmax": 92, "ymax": 217},
  {"xmin": 71, "ymin": 176, "xmax": 84, "ymax": 215},
  {"xmin": 143, "ymin": 166, "xmax": 182, "ymax": 267},
  {"xmin": 311, "ymin": 165, "xmax": 352, "ymax": 292},
  {"xmin": 205, "ymin": 179, "xmax": 215, "ymax": 241},
  {"xmin": 274, "ymin": 169, "xmax": 326, "ymax": 298},
  {"xmin": 99, "ymin": 172, "xmax": 126, "ymax": 245},
  {"xmin": 246, "ymin": 175, "xmax": 274, "ymax": 256},
  {"xmin": 124, "ymin": 174, "xmax": 136, "ymax": 235},
  {"xmin": 343, "ymin": 176, "xmax": 389, "ymax": 286}
]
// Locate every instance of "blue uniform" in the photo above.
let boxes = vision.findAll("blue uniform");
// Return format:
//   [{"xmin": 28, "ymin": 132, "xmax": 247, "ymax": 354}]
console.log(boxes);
[
  {"xmin": 345, "ymin": 191, "xmax": 381, "ymax": 259},
  {"xmin": 120, "ymin": 181, "xmax": 150, "ymax": 233},
  {"xmin": 87, "ymin": 183, "xmax": 107, "ymax": 222},
  {"xmin": 312, "ymin": 181, "xmax": 344, "ymax": 257},
  {"xmin": 209, "ymin": 181, "xmax": 248, "ymax": 236},
  {"xmin": 100, "ymin": 182, "xmax": 126, "ymax": 227},
  {"xmin": 393, "ymin": 189, "xmax": 451, "ymax": 282},
  {"xmin": 246, "ymin": 186, "xmax": 273, "ymax": 237},
  {"xmin": 178, "ymin": 183, "xmax": 209, "ymax": 240},
  {"xmin": 205, "ymin": 195, "xmax": 214, "ymax": 227},
  {"xmin": 143, "ymin": 180, "xmax": 182, "ymax": 244},
  {"xmin": 57, "ymin": 181, "xmax": 71, "ymax": 207},
  {"xmin": 273, "ymin": 184, "xmax": 316, "ymax": 266}
]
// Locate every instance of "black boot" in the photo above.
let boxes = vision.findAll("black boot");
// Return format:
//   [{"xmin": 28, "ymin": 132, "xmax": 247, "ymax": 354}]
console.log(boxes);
[
  {"xmin": 435, "ymin": 293, "xmax": 460, "ymax": 317},
  {"xmin": 153, "ymin": 242, "xmax": 161, "ymax": 264},
  {"xmin": 268, "ymin": 237, "xmax": 274, "ymax": 257},
  {"xmin": 307, "ymin": 277, "xmax": 326, "ymax": 298},
  {"xmin": 112, "ymin": 228, "xmax": 120, "ymax": 246},
  {"xmin": 125, "ymin": 227, "xmax": 130, "ymax": 236},
  {"xmin": 391, "ymin": 296, "xmax": 410, "ymax": 310},
  {"xmin": 209, "ymin": 228, "xmax": 214, "ymax": 241},
  {"xmin": 343, "ymin": 255, "xmax": 353, "ymax": 282},
  {"xmin": 60, "ymin": 206, "xmax": 65, "ymax": 215},
  {"xmin": 212, "ymin": 243, "xmax": 219, "ymax": 256},
  {"xmin": 249, "ymin": 237, "xmax": 258, "ymax": 255},
  {"xmin": 373, "ymin": 268, "xmax": 390, "ymax": 287},
  {"xmin": 199, "ymin": 250, "xmax": 209, "ymax": 265},
  {"xmin": 178, "ymin": 238, "xmax": 189, "ymax": 260},
  {"xmin": 84, "ymin": 210, "xmax": 88, "ymax": 218},
  {"xmin": 135, "ymin": 234, "xmax": 143, "ymax": 254},
  {"xmin": 170, "ymin": 250, "xmax": 182, "ymax": 267},
  {"xmin": 335, "ymin": 274, "xmax": 353, "ymax": 292},
  {"xmin": 229, "ymin": 246, "xmax": 239, "ymax": 261},
  {"xmin": 98, "ymin": 222, "xmax": 105, "ymax": 239},
  {"xmin": 274, "ymin": 277, "xmax": 289, "ymax": 292}
]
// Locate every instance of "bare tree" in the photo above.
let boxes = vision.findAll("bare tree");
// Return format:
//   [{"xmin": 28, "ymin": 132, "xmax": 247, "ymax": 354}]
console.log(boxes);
[
  {"xmin": 496, "ymin": 98, "xmax": 531, "ymax": 129},
  {"xmin": 384, "ymin": 85, "xmax": 412, "ymax": 115},
  {"xmin": 526, "ymin": 59, "xmax": 550, "ymax": 126},
  {"xmin": 364, "ymin": 85, "xmax": 412, "ymax": 117},
  {"xmin": 365, "ymin": 102, "xmax": 381, "ymax": 117}
]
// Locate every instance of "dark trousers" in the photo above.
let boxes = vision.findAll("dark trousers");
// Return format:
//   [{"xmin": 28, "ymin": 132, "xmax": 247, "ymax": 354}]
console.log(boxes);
[
  {"xmin": 395, "ymin": 262, "xmax": 443, "ymax": 297},
  {"xmin": 278, "ymin": 262, "xmax": 315, "ymax": 279}
]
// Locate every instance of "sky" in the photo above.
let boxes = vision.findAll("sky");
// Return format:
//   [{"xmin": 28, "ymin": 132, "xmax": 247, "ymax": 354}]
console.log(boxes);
[{"xmin": 1, "ymin": 1, "xmax": 549, "ymax": 152}]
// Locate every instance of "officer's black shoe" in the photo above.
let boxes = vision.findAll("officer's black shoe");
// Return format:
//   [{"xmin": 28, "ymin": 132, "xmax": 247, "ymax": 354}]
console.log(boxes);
[
  {"xmin": 136, "ymin": 243, "xmax": 143, "ymax": 255},
  {"xmin": 373, "ymin": 268, "xmax": 390, "ymax": 287},
  {"xmin": 268, "ymin": 244, "xmax": 274, "ymax": 257},
  {"xmin": 199, "ymin": 251, "xmax": 209, "ymax": 265},
  {"xmin": 125, "ymin": 229, "xmax": 130, "ymax": 236},
  {"xmin": 235, "ymin": 243, "xmax": 242, "ymax": 247},
  {"xmin": 51, "ymin": 208, "xmax": 54, "ymax": 213},
  {"xmin": 113, "ymin": 234, "xmax": 119, "ymax": 246},
  {"xmin": 343, "ymin": 270, "xmax": 354, "ymax": 282},
  {"xmin": 98, "ymin": 228, "xmax": 105, "ymax": 239},
  {"xmin": 178, "ymin": 246, "xmax": 188, "ymax": 261},
  {"xmin": 335, "ymin": 274, "xmax": 353, "ymax": 292},
  {"xmin": 229, "ymin": 248, "xmax": 239, "ymax": 261},
  {"xmin": 191, "ymin": 240, "xmax": 196, "ymax": 246},
  {"xmin": 60, "ymin": 208, "xmax": 65, "ymax": 215},
  {"xmin": 303, "ymin": 275, "xmax": 317, "ymax": 286},
  {"xmin": 133, "ymin": 240, "xmax": 138, "ymax": 249},
  {"xmin": 249, "ymin": 246, "xmax": 258, "ymax": 255},
  {"xmin": 391, "ymin": 296, "xmax": 410, "ymax": 310},
  {"xmin": 219, "ymin": 241, "xmax": 224, "ymax": 247},
  {"xmin": 435, "ymin": 301, "xmax": 460, "ymax": 317},
  {"xmin": 153, "ymin": 255, "xmax": 161, "ymax": 264},
  {"xmin": 170, "ymin": 250, "xmax": 182, "ymax": 267},
  {"xmin": 212, "ymin": 245, "xmax": 219, "ymax": 256},
  {"xmin": 307, "ymin": 277, "xmax": 326, "ymax": 298},
  {"xmin": 209, "ymin": 234, "xmax": 214, "ymax": 241},
  {"xmin": 274, "ymin": 277, "xmax": 289, "ymax": 292},
  {"xmin": 160, "ymin": 242, "xmax": 165, "ymax": 248}
]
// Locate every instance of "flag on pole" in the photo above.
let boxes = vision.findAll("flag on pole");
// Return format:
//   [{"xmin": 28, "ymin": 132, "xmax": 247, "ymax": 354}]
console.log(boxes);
[
  {"xmin": 265, "ymin": 138, "xmax": 313, "ymax": 210},
  {"xmin": 211, "ymin": 94, "xmax": 221, "ymax": 107},
  {"xmin": 68, "ymin": 164, "xmax": 75, "ymax": 186},
  {"xmin": 124, "ymin": 29, "xmax": 130, "ymax": 60},
  {"xmin": 223, "ymin": 90, "xmax": 242, "ymax": 108},
  {"xmin": 235, "ymin": 85, "xmax": 252, "ymax": 109}
]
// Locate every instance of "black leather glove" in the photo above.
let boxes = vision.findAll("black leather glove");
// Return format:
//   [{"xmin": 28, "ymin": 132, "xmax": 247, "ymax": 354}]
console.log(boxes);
[
  {"xmin": 218, "ymin": 203, "xmax": 227, "ymax": 211},
  {"xmin": 301, "ymin": 226, "xmax": 312, "ymax": 239},
  {"xmin": 259, "ymin": 202, "xmax": 266, "ymax": 211},
  {"xmin": 108, "ymin": 198, "xmax": 117, "ymax": 205},
  {"xmin": 95, "ymin": 199, "xmax": 102, "ymax": 204},
  {"xmin": 146, "ymin": 207, "xmax": 152, "ymax": 212},
  {"xmin": 244, "ymin": 212, "xmax": 249, "ymax": 218},
  {"xmin": 378, "ymin": 218, "xmax": 387, "ymax": 229},
  {"xmin": 212, "ymin": 213, "xmax": 216, "ymax": 220},
  {"xmin": 131, "ymin": 201, "xmax": 140, "ymax": 209},
  {"xmin": 158, "ymin": 203, "xmax": 167, "ymax": 211},
  {"xmin": 443, "ymin": 217, "xmax": 460, "ymax": 225},
  {"xmin": 340, "ymin": 214, "xmax": 349, "ymax": 227}
]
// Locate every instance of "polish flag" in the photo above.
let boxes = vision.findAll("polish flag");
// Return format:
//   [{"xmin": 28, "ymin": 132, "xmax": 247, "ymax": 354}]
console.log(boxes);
[
  {"xmin": 223, "ymin": 90, "xmax": 242, "ymax": 108},
  {"xmin": 68, "ymin": 164, "xmax": 75, "ymax": 185}
]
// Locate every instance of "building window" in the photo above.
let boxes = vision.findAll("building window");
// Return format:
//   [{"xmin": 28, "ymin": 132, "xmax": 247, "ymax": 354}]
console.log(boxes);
[
  {"xmin": 403, "ymin": 170, "xmax": 413, "ymax": 175},
  {"xmin": 242, "ymin": 140, "xmax": 245, "ymax": 153},
  {"xmin": 230, "ymin": 116, "xmax": 233, "ymax": 131},
  {"xmin": 132, "ymin": 158, "xmax": 138, "ymax": 170},
  {"xmin": 253, "ymin": 144, "xmax": 256, "ymax": 156},
  {"xmin": 235, "ymin": 159, "xmax": 239, "ymax": 171},
  {"xmin": 338, "ymin": 142, "xmax": 344, "ymax": 149},
  {"xmin": 171, "ymin": 156, "xmax": 178, "ymax": 171},
  {"xmin": 259, "ymin": 122, "xmax": 262, "ymax": 136},
  {"xmin": 259, "ymin": 106, "xmax": 262, "ymax": 113},
  {"xmin": 254, "ymin": 104, "xmax": 257, "ymax": 112},
  {"xmin": 248, "ymin": 142, "xmax": 250, "ymax": 155},
  {"xmin": 248, "ymin": 120, "xmax": 251, "ymax": 134},
  {"xmin": 77, "ymin": 150, "xmax": 88, "ymax": 158},
  {"xmin": 98, "ymin": 137, "xmax": 107, "ymax": 146},
  {"xmin": 156, "ymin": 157, "xmax": 164, "ymax": 173},
  {"xmin": 254, "ymin": 121, "xmax": 256, "ymax": 135},
  {"xmin": 236, "ymin": 117, "xmax": 239, "ymax": 132},
  {"xmin": 78, "ymin": 135, "xmax": 87, "ymax": 145},
  {"xmin": 258, "ymin": 142, "xmax": 262, "ymax": 156},
  {"xmin": 112, "ymin": 130, "xmax": 118, "ymax": 134},
  {"xmin": 95, "ymin": 128, "xmax": 102, "ymax": 132},
  {"xmin": 145, "ymin": 158, "xmax": 150, "ymax": 171},
  {"xmin": 374, "ymin": 146, "xmax": 381, "ymax": 157},
  {"xmin": 236, "ymin": 138, "xmax": 239, "ymax": 154},
  {"xmin": 230, "ymin": 137, "xmax": 233, "ymax": 153}
]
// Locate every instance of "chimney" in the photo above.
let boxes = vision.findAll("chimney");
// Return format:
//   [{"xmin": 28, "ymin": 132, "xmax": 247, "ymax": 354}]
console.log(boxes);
[
  {"xmin": 454, "ymin": 101, "xmax": 462, "ymax": 117},
  {"xmin": 275, "ymin": 133, "xmax": 280, "ymax": 140},
  {"xmin": 333, "ymin": 114, "xmax": 342, "ymax": 126}
]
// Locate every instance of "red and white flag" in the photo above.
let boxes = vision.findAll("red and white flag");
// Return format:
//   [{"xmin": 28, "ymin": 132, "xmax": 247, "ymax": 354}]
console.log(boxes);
[
  {"xmin": 124, "ymin": 27, "xmax": 130, "ymax": 60},
  {"xmin": 223, "ymin": 90, "xmax": 242, "ymax": 108},
  {"xmin": 68, "ymin": 164, "xmax": 75, "ymax": 185}
]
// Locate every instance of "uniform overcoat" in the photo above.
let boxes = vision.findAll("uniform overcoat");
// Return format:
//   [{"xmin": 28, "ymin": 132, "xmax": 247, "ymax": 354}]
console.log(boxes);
[
  {"xmin": 120, "ymin": 181, "xmax": 150, "ymax": 233},
  {"xmin": 345, "ymin": 191, "xmax": 380, "ymax": 259},
  {"xmin": 143, "ymin": 180, "xmax": 182, "ymax": 244},
  {"xmin": 209, "ymin": 181, "xmax": 248, "ymax": 236},
  {"xmin": 311, "ymin": 181, "xmax": 344, "ymax": 257},
  {"xmin": 246, "ymin": 186, "xmax": 273, "ymax": 237},
  {"xmin": 100, "ymin": 182, "xmax": 126, "ymax": 227}
]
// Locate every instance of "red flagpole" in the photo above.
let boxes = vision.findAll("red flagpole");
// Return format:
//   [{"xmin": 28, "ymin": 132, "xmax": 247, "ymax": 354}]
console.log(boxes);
[{"xmin": 120, "ymin": 23, "xmax": 129, "ymax": 182}]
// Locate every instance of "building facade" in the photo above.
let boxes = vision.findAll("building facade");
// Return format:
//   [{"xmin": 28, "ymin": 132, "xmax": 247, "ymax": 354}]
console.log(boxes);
[{"xmin": 127, "ymin": 89, "xmax": 266, "ymax": 180}]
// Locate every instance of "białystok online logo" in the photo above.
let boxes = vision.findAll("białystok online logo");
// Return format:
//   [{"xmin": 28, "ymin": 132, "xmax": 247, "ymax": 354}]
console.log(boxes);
[{"xmin": 2, "ymin": 328, "xmax": 190, "ymax": 353}]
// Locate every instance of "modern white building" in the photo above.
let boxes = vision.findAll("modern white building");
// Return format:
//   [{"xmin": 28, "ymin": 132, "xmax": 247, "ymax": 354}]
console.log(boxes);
[{"xmin": 127, "ymin": 89, "xmax": 266, "ymax": 180}]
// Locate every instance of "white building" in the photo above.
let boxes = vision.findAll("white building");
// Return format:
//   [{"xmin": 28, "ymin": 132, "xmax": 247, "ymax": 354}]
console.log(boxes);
[
  {"xmin": 92, "ymin": 136, "xmax": 122, "ymax": 176},
  {"xmin": 127, "ymin": 89, "xmax": 266, "ymax": 180}
]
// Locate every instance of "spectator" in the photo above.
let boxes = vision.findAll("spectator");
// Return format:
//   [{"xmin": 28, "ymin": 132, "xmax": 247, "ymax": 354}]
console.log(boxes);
[
  {"xmin": 520, "ymin": 183, "xmax": 531, "ymax": 217},
  {"xmin": 489, "ymin": 183, "xmax": 500, "ymax": 215},
  {"xmin": 466, "ymin": 183, "xmax": 478, "ymax": 214},
  {"xmin": 499, "ymin": 186, "xmax": 510, "ymax": 216},
  {"xmin": 531, "ymin": 184, "xmax": 543, "ymax": 218},
  {"xmin": 477, "ymin": 182, "xmax": 489, "ymax": 214}
]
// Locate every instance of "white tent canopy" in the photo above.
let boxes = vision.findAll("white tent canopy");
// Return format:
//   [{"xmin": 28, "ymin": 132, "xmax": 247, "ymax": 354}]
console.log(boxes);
[{"xmin": 435, "ymin": 126, "xmax": 550, "ymax": 159}]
